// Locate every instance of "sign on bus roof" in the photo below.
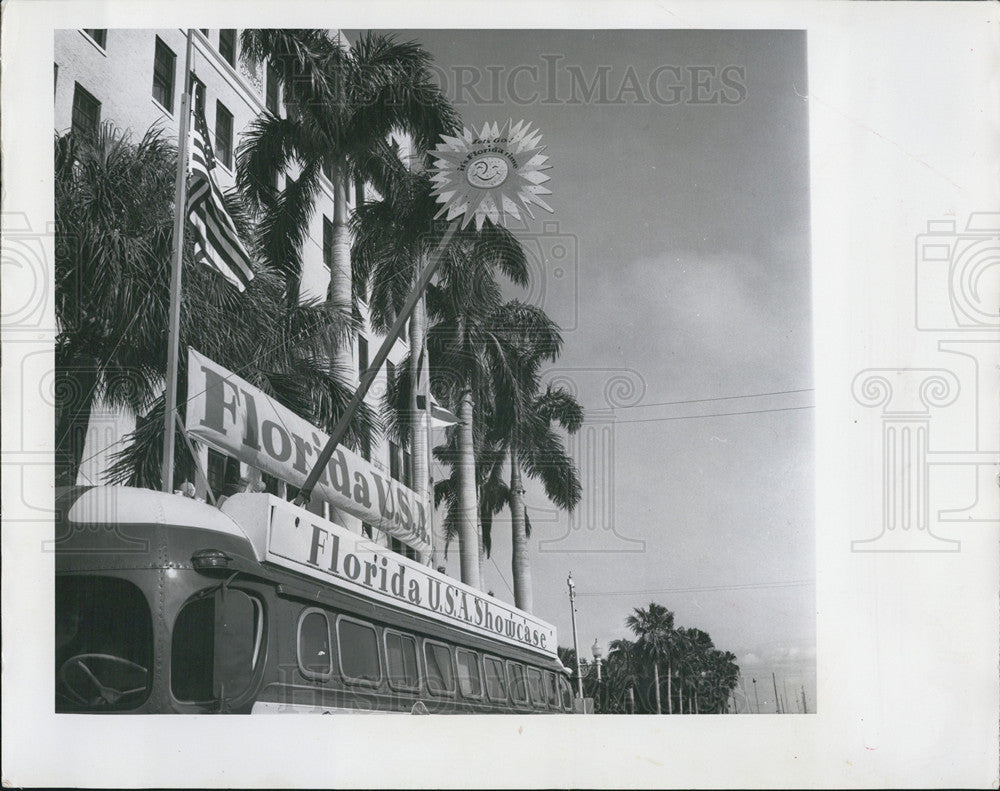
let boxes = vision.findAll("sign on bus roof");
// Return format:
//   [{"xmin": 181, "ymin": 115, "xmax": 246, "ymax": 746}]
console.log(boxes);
[{"xmin": 222, "ymin": 494, "xmax": 558, "ymax": 658}]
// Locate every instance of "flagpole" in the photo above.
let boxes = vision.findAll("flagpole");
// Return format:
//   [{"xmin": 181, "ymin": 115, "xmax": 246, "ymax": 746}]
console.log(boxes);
[{"xmin": 161, "ymin": 28, "xmax": 196, "ymax": 493}]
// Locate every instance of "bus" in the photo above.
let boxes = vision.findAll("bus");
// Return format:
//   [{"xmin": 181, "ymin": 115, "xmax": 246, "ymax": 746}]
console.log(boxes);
[{"xmin": 54, "ymin": 485, "xmax": 576, "ymax": 714}]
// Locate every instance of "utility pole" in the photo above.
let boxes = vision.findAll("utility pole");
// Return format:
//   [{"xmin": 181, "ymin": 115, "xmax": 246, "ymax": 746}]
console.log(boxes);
[{"xmin": 567, "ymin": 573, "xmax": 583, "ymax": 700}]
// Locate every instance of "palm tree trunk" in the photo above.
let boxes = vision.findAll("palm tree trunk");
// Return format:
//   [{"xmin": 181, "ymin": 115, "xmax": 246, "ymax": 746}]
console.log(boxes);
[
  {"xmin": 330, "ymin": 167, "xmax": 355, "ymax": 382},
  {"xmin": 509, "ymin": 448, "xmax": 532, "ymax": 611},
  {"xmin": 678, "ymin": 675, "xmax": 684, "ymax": 714},
  {"xmin": 456, "ymin": 386, "xmax": 480, "ymax": 587},
  {"xmin": 653, "ymin": 662, "xmax": 661, "ymax": 714},
  {"xmin": 409, "ymin": 292, "xmax": 428, "ymax": 563},
  {"xmin": 666, "ymin": 663, "xmax": 673, "ymax": 715}
]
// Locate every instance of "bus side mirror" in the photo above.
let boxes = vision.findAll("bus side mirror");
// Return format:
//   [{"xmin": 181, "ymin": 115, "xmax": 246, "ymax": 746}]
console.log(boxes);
[{"xmin": 212, "ymin": 588, "xmax": 257, "ymax": 709}]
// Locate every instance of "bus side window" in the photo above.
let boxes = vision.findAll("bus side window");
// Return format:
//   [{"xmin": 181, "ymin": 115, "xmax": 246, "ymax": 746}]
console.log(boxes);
[
  {"xmin": 336, "ymin": 616, "xmax": 381, "ymax": 686},
  {"xmin": 543, "ymin": 670, "xmax": 559, "ymax": 709},
  {"xmin": 483, "ymin": 656, "xmax": 508, "ymax": 704},
  {"xmin": 423, "ymin": 640, "xmax": 456, "ymax": 696},
  {"xmin": 384, "ymin": 629, "xmax": 420, "ymax": 691},
  {"xmin": 557, "ymin": 674, "xmax": 574, "ymax": 711},
  {"xmin": 506, "ymin": 661, "xmax": 528, "ymax": 706},
  {"xmin": 526, "ymin": 667, "xmax": 546, "ymax": 709},
  {"xmin": 297, "ymin": 608, "xmax": 332, "ymax": 680},
  {"xmin": 456, "ymin": 649, "xmax": 483, "ymax": 699}
]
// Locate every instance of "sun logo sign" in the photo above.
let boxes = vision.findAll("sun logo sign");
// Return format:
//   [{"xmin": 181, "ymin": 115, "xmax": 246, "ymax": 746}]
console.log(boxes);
[{"xmin": 430, "ymin": 120, "xmax": 553, "ymax": 230}]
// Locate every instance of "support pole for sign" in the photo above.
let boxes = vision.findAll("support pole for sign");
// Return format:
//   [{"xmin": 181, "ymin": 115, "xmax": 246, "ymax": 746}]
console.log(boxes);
[
  {"xmin": 161, "ymin": 28, "xmax": 195, "ymax": 493},
  {"xmin": 294, "ymin": 221, "xmax": 458, "ymax": 509}
]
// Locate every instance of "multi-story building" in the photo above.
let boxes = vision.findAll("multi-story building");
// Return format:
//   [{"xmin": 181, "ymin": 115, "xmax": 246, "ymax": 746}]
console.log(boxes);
[{"xmin": 54, "ymin": 28, "xmax": 431, "ymax": 562}]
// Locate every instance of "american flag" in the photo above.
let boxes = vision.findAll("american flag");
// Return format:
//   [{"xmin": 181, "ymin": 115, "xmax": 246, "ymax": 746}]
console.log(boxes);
[{"xmin": 187, "ymin": 84, "xmax": 254, "ymax": 291}]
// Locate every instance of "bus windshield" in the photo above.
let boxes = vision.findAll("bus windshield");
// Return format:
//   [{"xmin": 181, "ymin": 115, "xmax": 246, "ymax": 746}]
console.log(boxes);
[{"xmin": 56, "ymin": 576, "xmax": 153, "ymax": 712}]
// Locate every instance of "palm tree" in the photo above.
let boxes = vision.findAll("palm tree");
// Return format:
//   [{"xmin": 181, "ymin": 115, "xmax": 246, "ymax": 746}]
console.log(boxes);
[
  {"xmin": 105, "ymin": 264, "xmax": 377, "ymax": 489},
  {"xmin": 54, "ymin": 124, "xmax": 180, "ymax": 485},
  {"xmin": 605, "ymin": 638, "xmax": 640, "ymax": 713},
  {"xmin": 625, "ymin": 602, "xmax": 675, "ymax": 715},
  {"xmin": 352, "ymin": 167, "xmax": 447, "ymax": 552},
  {"xmin": 423, "ymin": 233, "xmax": 530, "ymax": 586},
  {"xmin": 237, "ymin": 29, "xmax": 458, "ymax": 350},
  {"xmin": 480, "ymin": 318, "xmax": 583, "ymax": 610},
  {"xmin": 54, "ymin": 118, "xmax": 377, "ymax": 490}
]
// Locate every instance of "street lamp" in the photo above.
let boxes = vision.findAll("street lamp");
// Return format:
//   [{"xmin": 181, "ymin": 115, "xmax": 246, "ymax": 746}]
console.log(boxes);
[
  {"xmin": 591, "ymin": 639, "xmax": 604, "ymax": 714},
  {"xmin": 591, "ymin": 639, "xmax": 603, "ymax": 683}
]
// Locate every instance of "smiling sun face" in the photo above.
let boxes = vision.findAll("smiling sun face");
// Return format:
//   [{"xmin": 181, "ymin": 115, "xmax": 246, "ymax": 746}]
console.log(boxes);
[{"xmin": 430, "ymin": 120, "xmax": 553, "ymax": 230}]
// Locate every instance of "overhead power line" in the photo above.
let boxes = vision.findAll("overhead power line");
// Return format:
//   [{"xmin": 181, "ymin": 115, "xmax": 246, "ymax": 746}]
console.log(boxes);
[
  {"xmin": 612, "ymin": 387, "xmax": 815, "ymax": 410},
  {"xmin": 574, "ymin": 579, "xmax": 814, "ymax": 597},
  {"xmin": 612, "ymin": 404, "xmax": 814, "ymax": 424}
]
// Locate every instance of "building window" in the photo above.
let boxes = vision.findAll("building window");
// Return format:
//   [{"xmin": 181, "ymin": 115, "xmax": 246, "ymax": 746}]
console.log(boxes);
[
  {"xmin": 71, "ymin": 82, "xmax": 101, "ymax": 140},
  {"xmin": 322, "ymin": 215, "xmax": 333, "ymax": 269},
  {"xmin": 152, "ymin": 37, "xmax": 176, "ymax": 113},
  {"xmin": 388, "ymin": 440, "xmax": 401, "ymax": 482},
  {"xmin": 188, "ymin": 72, "xmax": 206, "ymax": 116},
  {"xmin": 361, "ymin": 522, "xmax": 373, "ymax": 538},
  {"xmin": 260, "ymin": 471, "xmax": 280, "ymax": 495},
  {"xmin": 266, "ymin": 61, "xmax": 280, "ymax": 115},
  {"xmin": 390, "ymin": 537, "xmax": 417, "ymax": 561},
  {"xmin": 358, "ymin": 336, "xmax": 369, "ymax": 379},
  {"xmin": 207, "ymin": 449, "xmax": 241, "ymax": 497},
  {"xmin": 214, "ymin": 101, "xmax": 233, "ymax": 169},
  {"xmin": 218, "ymin": 29, "xmax": 236, "ymax": 66},
  {"xmin": 386, "ymin": 359, "xmax": 396, "ymax": 396},
  {"xmin": 82, "ymin": 29, "xmax": 107, "ymax": 48}
]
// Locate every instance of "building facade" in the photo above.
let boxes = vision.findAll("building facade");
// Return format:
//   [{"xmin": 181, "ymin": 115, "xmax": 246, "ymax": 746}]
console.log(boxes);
[{"xmin": 54, "ymin": 28, "xmax": 430, "ymax": 561}]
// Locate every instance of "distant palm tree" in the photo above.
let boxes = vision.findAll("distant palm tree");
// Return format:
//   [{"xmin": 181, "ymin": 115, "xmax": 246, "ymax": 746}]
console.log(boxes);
[
  {"xmin": 606, "ymin": 638, "xmax": 640, "ymax": 713},
  {"xmin": 625, "ymin": 602, "xmax": 675, "ymax": 715}
]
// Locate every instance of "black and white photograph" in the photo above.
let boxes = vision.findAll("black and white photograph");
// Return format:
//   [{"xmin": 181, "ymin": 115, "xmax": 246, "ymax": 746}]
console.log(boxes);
[{"xmin": 2, "ymin": 1, "xmax": 997, "ymax": 788}]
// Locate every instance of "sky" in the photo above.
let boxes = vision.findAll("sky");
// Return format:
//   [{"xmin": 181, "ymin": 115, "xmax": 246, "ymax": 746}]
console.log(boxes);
[{"xmin": 355, "ymin": 28, "xmax": 814, "ymax": 711}]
